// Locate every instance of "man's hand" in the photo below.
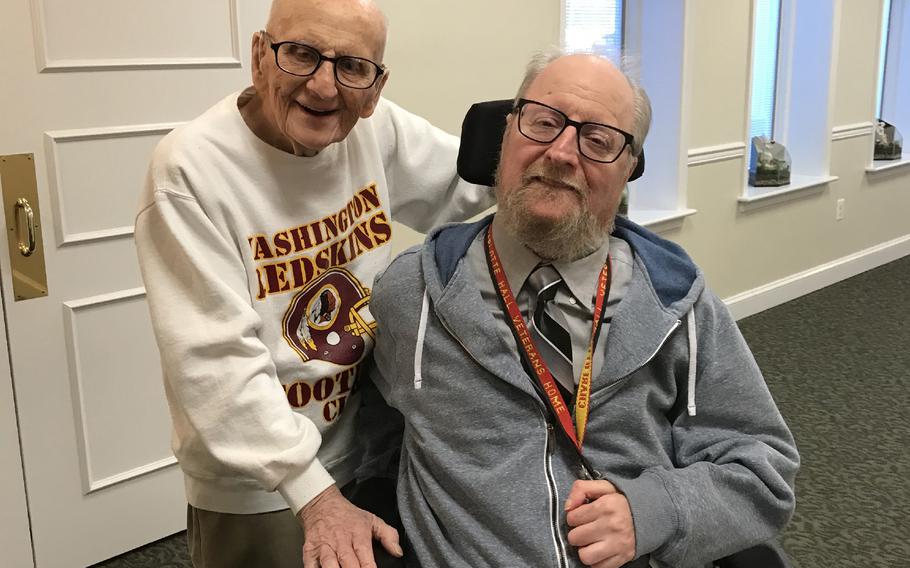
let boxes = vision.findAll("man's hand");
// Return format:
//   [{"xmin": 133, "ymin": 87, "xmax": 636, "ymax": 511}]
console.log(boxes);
[
  {"xmin": 298, "ymin": 484, "xmax": 402, "ymax": 568},
  {"xmin": 565, "ymin": 479, "xmax": 636, "ymax": 568}
]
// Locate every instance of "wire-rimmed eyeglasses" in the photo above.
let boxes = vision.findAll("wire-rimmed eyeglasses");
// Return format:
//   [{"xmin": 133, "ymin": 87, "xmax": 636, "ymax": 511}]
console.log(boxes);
[{"xmin": 514, "ymin": 98, "xmax": 635, "ymax": 163}]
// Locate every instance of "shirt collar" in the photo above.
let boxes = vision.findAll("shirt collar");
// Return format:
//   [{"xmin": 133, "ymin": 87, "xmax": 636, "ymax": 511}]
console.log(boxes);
[
  {"xmin": 490, "ymin": 215, "xmax": 542, "ymax": 297},
  {"xmin": 552, "ymin": 236, "xmax": 611, "ymax": 310},
  {"xmin": 490, "ymin": 214, "xmax": 611, "ymax": 306}
]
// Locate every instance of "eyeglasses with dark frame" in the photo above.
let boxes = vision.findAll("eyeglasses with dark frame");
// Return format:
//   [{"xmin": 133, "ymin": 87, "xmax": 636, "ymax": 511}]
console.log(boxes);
[
  {"xmin": 261, "ymin": 31, "xmax": 386, "ymax": 89},
  {"xmin": 513, "ymin": 98, "xmax": 635, "ymax": 163}
]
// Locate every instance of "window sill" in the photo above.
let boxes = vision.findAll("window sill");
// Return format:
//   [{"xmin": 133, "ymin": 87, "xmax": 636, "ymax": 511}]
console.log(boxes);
[
  {"xmin": 738, "ymin": 174, "xmax": 838, "ymax": 211},
  {"xmin": 866, "ymin": 154, "xmax": 910, "ymax": 174},
  {"xmin": 630, "ymin": 208, "xmax": 697, "ymax": 233}
]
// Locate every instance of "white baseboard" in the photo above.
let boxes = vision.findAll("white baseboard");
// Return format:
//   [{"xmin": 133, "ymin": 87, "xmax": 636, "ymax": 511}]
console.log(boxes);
[{"xmin": 725, "ymin": 234, "xmax": 910, "ymax": 320}]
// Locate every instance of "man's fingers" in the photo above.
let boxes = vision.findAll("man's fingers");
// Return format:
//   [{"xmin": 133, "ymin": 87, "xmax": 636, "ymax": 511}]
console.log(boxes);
[
  {"xmin": 564, "ymin": 479, "xmax": 618, "ymax": 511},
  {"xmin": 568, "ymin": 492, "xmax": 632, "ymax": 528},
  {"xmin": 353, "ymin": 540, "xmax": 379, "ymax": 568},
  {"xmin": 567, "ymin": 518, "xmax": 602, "ymax": 546},
  {"xmin": 577, "ymin": 540, "xmax": 634, "ymax": 568},
  {"xmin": 565, "ymin": 479, "xmax": 619, "ymax": 512},
  {"xmin": 576, "ymin": 539, "xmax": 613, "ymax": 567},
  {"xmin": 372, "ymin": 518, "xmax": 403, "ymax": 557},
  {"xmin": 335, "ymin": 541, "xmax": 365, "ymax": 568},
  {"xmin": 317, "ymin": 543, "xmax": 342, "ymax": 568},
  {"xmin": 566, "ymin": 498, "xmax": 604, "ymax": 528},
  {"xmin": 302, "ymin": 546, "xmax": 320, "ymax": 568},
  {"xmin": 299, "ymin": 490, "xmax": 400, "ymax": 566}
]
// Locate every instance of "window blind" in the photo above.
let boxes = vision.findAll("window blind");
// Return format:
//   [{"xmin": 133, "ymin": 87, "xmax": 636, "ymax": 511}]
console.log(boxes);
[
  {"xmin": 876, "ymin": 0, "xmax": 893, "ymax": 119},
  {"xmin": 749, "ymin": 0, "xmax": 782, "ymax": 140},
  {"xmin": 563, "ymin": 0, "xmax": 623, "ymax": 57}
]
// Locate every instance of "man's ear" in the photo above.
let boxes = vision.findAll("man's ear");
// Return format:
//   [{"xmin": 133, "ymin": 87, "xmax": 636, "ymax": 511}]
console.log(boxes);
[
  {"xmin": 502, "ymin": 113, "xmax": 516, "ymax": 143},
  {"xmin": 360, "ymin": 69, "xmax": 390, "ymax": 118},
  {"xmin": 625, "ymin": 154, "xmax": 639, "ymax": 181},
  {"xmin": 250, "ymin": 32, "xmax": 267, "ymax": 86}
]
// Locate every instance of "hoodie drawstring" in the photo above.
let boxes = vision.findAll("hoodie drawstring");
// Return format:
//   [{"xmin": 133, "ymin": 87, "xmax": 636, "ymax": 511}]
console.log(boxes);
[
  {"xmin": 686, "ymin": 310, "xmax": 697, "ymax": 416},
  {"xmin": 414, "ymin": 289, "xmax": 430, "ymax": 390}
]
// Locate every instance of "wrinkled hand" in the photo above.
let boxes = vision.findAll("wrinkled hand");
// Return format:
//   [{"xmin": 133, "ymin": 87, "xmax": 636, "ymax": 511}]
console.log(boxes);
[
  {"xmin": 565, "ymin": 479, "xmax": 636, "ymax": 568},
  {"xmin": 298, "ymin": 484, "xmax": 402, "ymax": 568}
]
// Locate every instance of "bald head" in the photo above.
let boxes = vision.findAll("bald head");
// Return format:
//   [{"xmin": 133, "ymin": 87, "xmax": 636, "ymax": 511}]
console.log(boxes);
[
  {"xmin": 516, "ymin": 51, "xmax": 651, "ymax": 155},
  {"xmin": 266, "ymin": 0, "xmax": 388, "ymax": 61},
  {"xmin": 494, "ymin": 52, "xmax": 649, "ymax": 260},
  {"xmin": 243, "ymin": 0, "xmax": 391, "ymax": 156}
]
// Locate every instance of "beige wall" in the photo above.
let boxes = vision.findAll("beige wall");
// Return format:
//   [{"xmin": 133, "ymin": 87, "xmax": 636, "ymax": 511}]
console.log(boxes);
[
  {"xmin": 377, "ymin": 0, "xmax": 560, "ymax": 249},
  {"xmin": 687, "ymin": 0, "xmax": 752, "ymax": 149},
  {"xmin": 377, "ymin": 0, "xmax": 561, "ymax": 135},
  {"xmin": 831, "ymin": 0, "xmax": 882, "ymax": 126},
  {"xmin": 379, "ymin": 0, "xmax": 910, "ymax": 300},
  {"xmin": 670, "ymin": 0, "xmax": 910, "ymax": 298}
]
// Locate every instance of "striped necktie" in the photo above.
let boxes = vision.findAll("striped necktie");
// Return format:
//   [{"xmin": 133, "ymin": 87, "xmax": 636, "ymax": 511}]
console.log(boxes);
[{"xmin": 526, "ymin": 264, "xmax": 574, "ymax": 389}]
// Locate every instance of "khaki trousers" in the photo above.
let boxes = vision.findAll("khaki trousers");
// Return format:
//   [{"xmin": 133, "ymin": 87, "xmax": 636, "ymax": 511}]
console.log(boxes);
[
  {"xmin": 187, "ymin": 479, "xmax": 404, "ymax": 568},
  {"xmin": 188, "ymin": 505, "xmax": 303, "ymax": 568}
]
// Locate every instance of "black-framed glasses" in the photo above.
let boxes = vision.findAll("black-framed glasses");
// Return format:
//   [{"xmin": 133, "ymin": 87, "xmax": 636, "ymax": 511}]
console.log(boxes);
[
  {"xmin": 262, "ymin": 31, "xmax": 385, "ymax": 89},
  {"xmin": 514, "ymin": 98, "xmax": 635, "ymax": 163}
]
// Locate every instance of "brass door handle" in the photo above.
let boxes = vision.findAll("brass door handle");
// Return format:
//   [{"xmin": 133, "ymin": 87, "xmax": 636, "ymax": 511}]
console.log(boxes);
[
  {"xmin": 15, "ymin": 197, "xmax": 37, "ymax": 257},
  {"xmin": 1, "ymin": 153, "xmax": 48, "ymax": 300}
]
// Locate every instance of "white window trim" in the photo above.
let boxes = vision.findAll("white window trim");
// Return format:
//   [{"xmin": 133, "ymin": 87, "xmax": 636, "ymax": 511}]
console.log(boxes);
[
  {"xmin": 737, "ymin": 174, "xmax": 838, "ymax": 212},
  {"xmin": 870, "ymin": 0, "xmax": 909, "ymax": 168},
  {"xmin": 867, "ymin": 154, "xmax": 910, "ymax": 173},
  {"xmin": 635, "ymin": 208, "xmax": 698, "ymax": 233},
  {"xmin": 626, "ymin": 0, "xmax": 697, "ymax": 224},
  {"xmin": 560, "ymin": 0, "xmax": 697, "ymax": 227},
  {"xmin": 741, "ymin": 0, "xmax": 841, "ymax": 205},
  {"xmin": 878, "ymin": 0, "xmax": 906, "ymax": 122}
]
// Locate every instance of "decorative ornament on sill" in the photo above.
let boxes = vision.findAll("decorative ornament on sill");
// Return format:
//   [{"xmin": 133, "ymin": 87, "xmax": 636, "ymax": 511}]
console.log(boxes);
[
  {"xmin": 874, "ymin": 120, "xmax": 902, "ymax": 160},
  {"xmin": 749, "ymin": 136, "xmax": 791, "ymax": 187}
]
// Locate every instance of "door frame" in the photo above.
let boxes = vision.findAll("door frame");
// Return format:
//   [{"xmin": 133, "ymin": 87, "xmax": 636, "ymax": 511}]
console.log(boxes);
[{"xmin": 0, "ymin": 281, "xmax": 36, "ymax": 568}]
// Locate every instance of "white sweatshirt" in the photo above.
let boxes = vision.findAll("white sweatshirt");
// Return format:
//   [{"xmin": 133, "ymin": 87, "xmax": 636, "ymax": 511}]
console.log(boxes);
[{"xmin": 135, "ymin": 90, "xmax": 492, "ymax": 515}]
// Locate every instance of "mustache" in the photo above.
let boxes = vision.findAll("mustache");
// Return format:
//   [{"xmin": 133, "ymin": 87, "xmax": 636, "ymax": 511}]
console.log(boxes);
[{"xmin": 519, "ymin": 164, "xmax": 586, "ymax": 196}]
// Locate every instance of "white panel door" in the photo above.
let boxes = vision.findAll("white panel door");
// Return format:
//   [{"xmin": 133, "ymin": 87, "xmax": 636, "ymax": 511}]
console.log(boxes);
[
  {"xmin": 0, "ymin": 1, "xmax": 270, "ymax": 566},
  {"xmin": 0, "ymin": 309, "xmax": 32, "ymax": 568}
]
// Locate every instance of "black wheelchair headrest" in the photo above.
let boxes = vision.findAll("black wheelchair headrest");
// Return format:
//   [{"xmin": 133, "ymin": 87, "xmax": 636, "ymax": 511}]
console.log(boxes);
[{"xmin": 457, "ymin": 99, "xmax": 644, "ymax": 187}]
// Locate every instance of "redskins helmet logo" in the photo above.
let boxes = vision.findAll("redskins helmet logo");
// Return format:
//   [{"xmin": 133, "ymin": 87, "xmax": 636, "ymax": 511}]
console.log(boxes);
[{"xmin": 282, "ymin": 267, "xmax": 375, "ymax": 365}]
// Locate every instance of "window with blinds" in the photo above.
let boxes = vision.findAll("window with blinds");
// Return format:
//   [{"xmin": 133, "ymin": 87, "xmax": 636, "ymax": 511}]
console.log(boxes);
[
  {"xmin": 563, "ymin": 0, "xmax": 624, "ymax": 57},
  {"xmin": 877, "ymin": 0, "xmax": 894, "ymax": 120},
  {"xmin": 749, "ymin": 0, "xmax": 782, "ymax": 140}
]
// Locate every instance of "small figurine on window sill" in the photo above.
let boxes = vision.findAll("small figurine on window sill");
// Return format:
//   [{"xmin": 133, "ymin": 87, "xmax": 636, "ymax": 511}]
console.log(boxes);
[
  {"xmin": 749, "ymin": 136, "xmax": 791, "ymax": 187},
  {"xmin": 874, "ymin": 120, "xmax": 902, "ymax": 160}
]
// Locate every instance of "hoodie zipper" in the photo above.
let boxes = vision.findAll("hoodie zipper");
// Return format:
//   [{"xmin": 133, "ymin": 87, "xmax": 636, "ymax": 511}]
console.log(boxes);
[
  {"xmin": 437, "ymin": 314, "xmax": 497, "ymax": 375},
  {"xmin": 438, "ymin": 313, "xmax": 571, "ymax": 567},
  {"xmin": 545, "ymin": 422, "xmax": 570, "ymax": 568},
  {"xmin": 631, "ymin": 319, "xmax": 682, "ymax": 375}
]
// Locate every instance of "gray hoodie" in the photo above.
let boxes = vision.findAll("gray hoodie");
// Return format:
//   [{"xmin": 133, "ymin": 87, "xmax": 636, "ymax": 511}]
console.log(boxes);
[{"xmin": 365, "ymin": 214, "xmax": 799, "ymax": 568}]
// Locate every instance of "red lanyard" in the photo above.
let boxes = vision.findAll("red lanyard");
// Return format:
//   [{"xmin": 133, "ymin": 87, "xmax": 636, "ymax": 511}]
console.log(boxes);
[{"xmin": 484, "ymin": 225, "xmax": 610, "ymax": 451}]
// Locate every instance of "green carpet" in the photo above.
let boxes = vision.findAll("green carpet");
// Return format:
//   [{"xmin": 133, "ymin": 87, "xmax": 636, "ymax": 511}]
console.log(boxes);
[
  {"xmin": 95, "ymin": 255, "xmax": 910, "ymax": 568},
  {"xmin": 738, "ymin": 254, "xmax": 910, "ymax": 568}
]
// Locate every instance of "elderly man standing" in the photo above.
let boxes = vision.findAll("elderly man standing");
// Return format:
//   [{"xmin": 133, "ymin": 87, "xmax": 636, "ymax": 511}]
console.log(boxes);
[
  {"xmin": 134, "ymin": 0, "xmax": 491, "ymax": 566},
  {"xmin": 365, "ymin": 52, "xmax": 799, "ymax": 567}
]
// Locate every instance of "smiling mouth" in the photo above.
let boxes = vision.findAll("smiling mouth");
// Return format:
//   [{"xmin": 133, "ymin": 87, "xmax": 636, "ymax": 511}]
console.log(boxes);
[
  {"xmin": 298, "ymin": 103, "xmax": 338, "ymax": 117},
  {"xmin": 528, "ymin": 176, "xmax": 579, "ymax": 193}
]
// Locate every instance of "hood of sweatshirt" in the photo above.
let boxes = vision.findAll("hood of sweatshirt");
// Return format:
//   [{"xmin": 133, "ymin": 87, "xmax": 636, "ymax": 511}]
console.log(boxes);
[{"xmin": 417, "ymin": 213, "xmax": 707, "ymax": 413}]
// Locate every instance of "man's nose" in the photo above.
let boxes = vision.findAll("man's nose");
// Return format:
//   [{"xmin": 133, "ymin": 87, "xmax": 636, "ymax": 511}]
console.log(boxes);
[
  {"xmin": 543, "ymin": 125, "xmax": 581, "ymax": 167},
  {"xmin": 306, "ymin": 60, "xmax": 339, "ymax": 99}
]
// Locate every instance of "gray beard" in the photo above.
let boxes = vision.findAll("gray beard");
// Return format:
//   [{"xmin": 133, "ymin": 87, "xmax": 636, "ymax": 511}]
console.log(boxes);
[{"xmin": 497, "ymin": 183, "xmax": 612, "ymax": 261}]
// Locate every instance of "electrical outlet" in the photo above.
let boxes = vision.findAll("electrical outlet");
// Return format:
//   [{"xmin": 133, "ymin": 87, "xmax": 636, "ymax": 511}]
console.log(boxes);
[{"xmin": 836, "ymin": 198, "xmax": 845, "ymax": 220}]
